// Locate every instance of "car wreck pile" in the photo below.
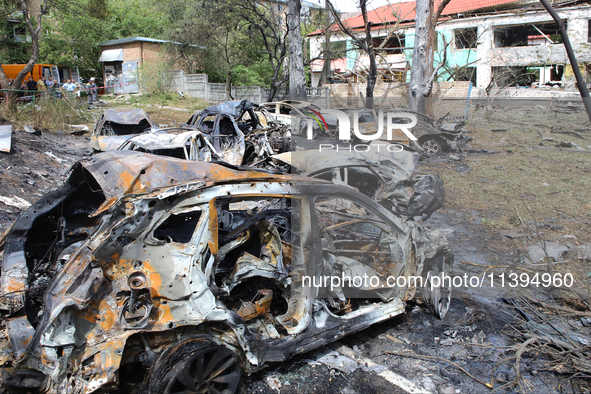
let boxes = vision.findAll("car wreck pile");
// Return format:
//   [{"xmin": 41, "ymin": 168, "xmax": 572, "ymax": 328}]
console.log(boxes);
[{"xmin": 0, "ymin": 100, "xmax": 453, "ymax": 394}]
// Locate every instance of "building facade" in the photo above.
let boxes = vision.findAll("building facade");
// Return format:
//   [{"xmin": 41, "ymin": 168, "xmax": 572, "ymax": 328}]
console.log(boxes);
[
  {"xmin": 308, "ymin": 0, "xmax": 591, "ymax": 94},
  {"xmin": 99, "ymin": 37, "xmax": 169, "ymax": 94}
]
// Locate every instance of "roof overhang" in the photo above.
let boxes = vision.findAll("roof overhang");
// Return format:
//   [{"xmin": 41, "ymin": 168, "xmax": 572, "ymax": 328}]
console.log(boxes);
[{"xmin": 99, "ymin": 49, "xmax": 124, "ymax": 62}]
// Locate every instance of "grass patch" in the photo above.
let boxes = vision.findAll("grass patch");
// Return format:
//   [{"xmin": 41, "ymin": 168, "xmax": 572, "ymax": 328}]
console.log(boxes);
[
  {"xmin": 0, "ymin": 96, "xmax": 93, "ymax": 132},
  {"xmin": 99, "ymin": 92, "xmax": 210, "ymax": 126},
  {"xmin": 424, "ymin": 105, "xmax": 591, "ymax": 242},
  {"xmin": 105, "ymin": 92, "xmax": 209, "ymax": 112}
]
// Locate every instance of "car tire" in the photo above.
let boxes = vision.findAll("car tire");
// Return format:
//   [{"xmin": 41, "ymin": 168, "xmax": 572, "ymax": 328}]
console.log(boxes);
[
  {"xmin": 423, "ymin": 253, "xmax": 452, "ymax": 319},
  {"xmin": 420, "ymin": 138, "xmax": 443, "ymax": 156},
  {"xmin": 140, "ymin": 336, "xmax": 241, "ymax": 394}
]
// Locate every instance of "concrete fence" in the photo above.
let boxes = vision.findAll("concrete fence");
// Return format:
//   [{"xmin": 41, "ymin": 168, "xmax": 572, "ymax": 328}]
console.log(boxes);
[
  {"xmin": 160, "ymin": 70, "xmax": 330, "ymax": 105},
  {"xmin": 159, "ymin": 69, "xmax": 473, "ymax": 119}
]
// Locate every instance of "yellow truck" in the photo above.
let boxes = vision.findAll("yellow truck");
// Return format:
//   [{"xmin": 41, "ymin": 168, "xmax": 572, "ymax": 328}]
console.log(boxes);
[{"xmin": 1, "ymin": 63, "xmax": 79, "ymax": 86}]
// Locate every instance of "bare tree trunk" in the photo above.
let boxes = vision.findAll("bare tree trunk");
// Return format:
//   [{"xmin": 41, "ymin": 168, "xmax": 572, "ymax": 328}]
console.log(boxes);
[
  {"xmin": 325, "ymin": 0, "xmax": 382, "ymax": 108},
  {"xmin": 408, "ymin": 0, "xmax": 433, "ymax": 114},
  {"xmin": 361, "ymin": 0, "xmax": 376, "ymax": 109},
  {"xmin": 409, "ymin": 0, "xmax": 450, "ymax": 115},
  {"xmin": 288, "ymin": 0, "xmax": 306, "ymax": 98},
  {"xmin": 366, "ymin": 45, "xmax": 377, "ymax": 109},
  {"xmin": 225, "ymin": 71, "xmax": 234, "ymax": 100},
  {"xmin": 267, "ymin": 84, "xmax": 278, "ymax": 102},
  {"xmin": 319, "ymin": 8, "xmax": 332, "ymax": 87}
]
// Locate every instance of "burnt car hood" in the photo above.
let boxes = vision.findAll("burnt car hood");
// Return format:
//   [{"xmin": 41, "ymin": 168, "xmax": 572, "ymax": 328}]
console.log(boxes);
[{"xmin": 89, "ymin": 134, "xmax": 136, "ymax": 152}]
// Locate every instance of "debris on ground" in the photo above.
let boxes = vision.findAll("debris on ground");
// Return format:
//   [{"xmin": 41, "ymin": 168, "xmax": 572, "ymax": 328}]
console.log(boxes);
[{"xmin": 0, "ymin": 125, "xmax": 11, "ymax": 152}]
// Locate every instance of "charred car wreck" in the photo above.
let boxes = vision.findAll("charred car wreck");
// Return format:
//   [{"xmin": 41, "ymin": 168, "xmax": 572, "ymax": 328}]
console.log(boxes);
[
  {"xmin": 184, "ymin": 100, "xmax": 292, "ymax": 165},
  {"xmin": 90, "ymin": 109, "xmax": 155, "ymax": 152},
  {"xmin": 258, "ymin": 147, "xmax": 446, "ymax": 220},
  {"xmin": 0, "ymin": 150, "xmax": 452, "ymax": 394}
]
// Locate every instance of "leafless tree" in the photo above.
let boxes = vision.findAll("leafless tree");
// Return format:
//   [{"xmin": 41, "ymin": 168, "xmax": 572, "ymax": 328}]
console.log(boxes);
[
  {"xmin": 326, "ymin": 0, "xmax": 378, "ymax": 108},
  {"xmin": 227, "ymin": 0, "xmax": 290, "ymax": 101},
  {"xmin": 288, "ymin": 0, "xmax": 306, "ymax": 98}
]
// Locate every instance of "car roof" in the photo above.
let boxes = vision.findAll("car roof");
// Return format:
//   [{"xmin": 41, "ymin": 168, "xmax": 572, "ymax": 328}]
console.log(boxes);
[
  {"xmin": 83, "ymin": 151, "xmax": 325, "ymax": 200},
  {"xmin": 100, "ymin": 108, "xmax": 153, "ymax": 125}
]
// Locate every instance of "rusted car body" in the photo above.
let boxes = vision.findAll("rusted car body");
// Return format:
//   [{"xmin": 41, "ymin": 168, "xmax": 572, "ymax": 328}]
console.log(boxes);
[
  {"xmin": 0, "ymin": 151, "xmax": 452, "ymax": 393},
  {"xmin": 117, "ymin": 127, "xmax": 245, "ymax": 166},
  {"xmin": 90, "ymin": 108, "xmax": 155, "ymax": 152},
  {"xmin": 259, "ymin": 147, "xmax": 446, "ymax": 220}
]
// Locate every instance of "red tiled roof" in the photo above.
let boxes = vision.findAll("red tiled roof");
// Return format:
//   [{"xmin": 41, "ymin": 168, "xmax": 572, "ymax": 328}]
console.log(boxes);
[
  {"xmin": 310, "ymin": 58, "xmax": 348, "ymax": 72},
  {"xmin": 309, "ymin": 0, "xmax": 529, "ymax": 35}
]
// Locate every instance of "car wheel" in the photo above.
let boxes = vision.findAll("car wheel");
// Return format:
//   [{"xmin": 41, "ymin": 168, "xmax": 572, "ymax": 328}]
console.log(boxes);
[
  {"xmin": 421, "ymin": 138, "xmax": 442, "ymax": 155},
  {"xmin": 423, "ymin": 254, "xmax": 452, "ymax": 319},
  {"xmin": 140, "ymin": 336, "xmax": 241, "ymax": 394}
]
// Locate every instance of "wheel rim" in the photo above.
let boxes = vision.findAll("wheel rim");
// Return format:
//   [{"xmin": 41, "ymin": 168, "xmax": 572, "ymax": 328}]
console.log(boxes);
[
  {"xmin": 422, "ymin": 139, "xmax": 440, "ymax": 155},
  {"xmin": 166, "ymin": 346, "xmax": 240, "ymax": 394},
  {"xmin": 427, "ymin": 271, "xmax": 451, "ymax": 319}
]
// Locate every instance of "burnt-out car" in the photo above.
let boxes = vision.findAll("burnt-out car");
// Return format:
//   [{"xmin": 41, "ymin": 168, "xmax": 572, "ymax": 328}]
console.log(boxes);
[
  {"xmin": 0, "ymin": 151, "xmax": 452, "ymax": 393},
  {"xmin": 184, "ymin": 100, "xmax": 291, "ymax": 165},
  {"xmin": 184, "ymin": 100, "xmax": 259, "ymax": 140},
  {"xmin": 90, "ymin": 108, "xmax": 155, "ymax": 152},
  {"xmin": 117, "ymin": 127, "xmax": 245, "ymax": 166},
  {"xmin": 258, "ymin": 146, "xmax": 446, "ymax": 220}
]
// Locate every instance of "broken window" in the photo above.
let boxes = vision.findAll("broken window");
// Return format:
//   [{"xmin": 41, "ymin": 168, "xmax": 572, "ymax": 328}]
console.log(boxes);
[
  {"xmin": 314, "ymin": 196, "xmax": 401, "ymax": 304},
  {"xmin": 452, "ymin": 67, "xmax": 477, "ymax": 85},
  {"xmin": 454, "ymin": 28, "xmax": 477, "ymax": 49},
  {"xmin": 493, "ymin": 22, "xmax": 563, "ymax": 47},
  {"xmin": 330, "ymin": 40, "xmax": 348, "ymax": 58},
  {"xmin": 101, "ymin": 119, "xmax": 151, "ymax": 136},
  {"xmin": 199, "ymin": 115, "xmax": 216, "ymax": 133},
  {"xmin": 149, "ymin": 148, "xmax": 186, "ymax": 160},
  {"xmin": 279, "ymin": 105, "xmax": 293, "ymax": 115},
  {"xmin": 311, "ymin": 167, "xmax": 382, "ymax": 201},
  {"xmin": 213, "ymin": 115, "xmax": 239, "ymax": 150},
  {"xmin": 315, "ymin": 197, "xmax": 395, "ymax": 276},
  {"xmin": 372, "ymin": 35, "xmax": 405, "ymax": 54},
  {"xmin": 153, "ymin": 210, "xmax": 201, "ymax": 243},
  {"xmin": 492, "ymin": 66, "xmax": 537, "ymax": 87},
  {"xmin": 215, "ymin": 197, "xmax": 300, "ymax": 283}
]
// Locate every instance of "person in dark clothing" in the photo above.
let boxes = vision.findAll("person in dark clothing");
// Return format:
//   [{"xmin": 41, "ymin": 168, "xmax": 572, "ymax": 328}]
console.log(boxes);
[{"xmin": 26, "ymin": 76, "xmax": 37, "ymax": 90}]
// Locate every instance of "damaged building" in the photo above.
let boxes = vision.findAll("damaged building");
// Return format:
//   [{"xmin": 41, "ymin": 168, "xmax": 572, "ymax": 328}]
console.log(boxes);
[{"xmin": 308, "ymin": 0, "xmax": 591, "ymax": 92}]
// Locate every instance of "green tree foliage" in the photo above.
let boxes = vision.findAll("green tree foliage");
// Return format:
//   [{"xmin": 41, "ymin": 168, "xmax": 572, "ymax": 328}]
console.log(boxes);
[
  {"xmin": 39, "ymin": 0, "xmax": 166, "ymax": 82},
  {"xmin": 0, "ymin": 3, "xmax": 32, "ymax": 64},
  {"xmin": 164, "ymin": 0, "xmax": 275, "ymax": 88}
]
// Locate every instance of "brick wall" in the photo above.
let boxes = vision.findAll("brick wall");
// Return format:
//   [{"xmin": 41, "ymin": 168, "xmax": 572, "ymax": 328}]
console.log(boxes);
[{"xmin": 101, "ymin": 42, "xmax": 165, "ymax": 66}]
